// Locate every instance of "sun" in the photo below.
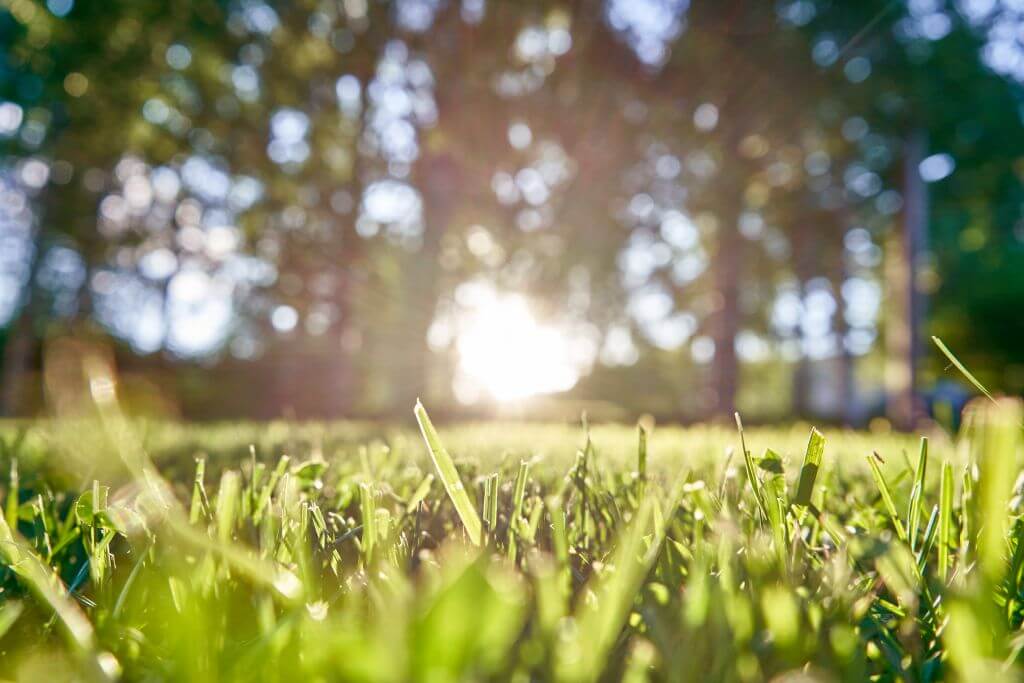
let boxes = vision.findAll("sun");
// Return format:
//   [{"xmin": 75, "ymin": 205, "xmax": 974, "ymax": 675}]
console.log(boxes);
[{"xmin": 454, "ymin": 291, "xmax": 582, "ymax": 403}]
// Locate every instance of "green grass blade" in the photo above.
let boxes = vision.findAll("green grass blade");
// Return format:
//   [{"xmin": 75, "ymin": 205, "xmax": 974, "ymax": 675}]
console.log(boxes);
[
  {"xmin": 866, "ymin": 452, "xmax": 907, "ymax": 541},
  {"xmin": 512, "ymin": 461, "xmax": 530, "ymax": 518},
  {"xmin": 972, "ymin": 399, "xmax": 1021, "ymax": 584},
  {"xmin": 939, "ymin": 460, "xmax": 954, "ymax": 582},
  {"xmin": 405, "ymin": 473, "xmax": 435, "ymax": 514},
  {"xmin": 0, "ymin": 599, "xmax": 24, "ymax": 641},
  {"xmin": 414, "ymin": 400, "xmax": 482, "ymax": 546},
  {"xmin": 907, "ymin": 437, "xmax": 928, "ymax": 552},
  {"xmin": 253, "ymin": 455, "xmax": 289, "ymax": 525},
  {"xmin": 735, "ymin": 413, "xmax": 769, "ymax": 521},
  {"xmin": 0, "ymin": 514, "xmax": 114, "ymax": 679},
  {"xmin": 761, "ymin": 448, "xmax": 789, "ymax": 569},
  {"xmin": 932, "ymin": 336, "xmax": 996, "ymax": 403},
  {"xmin": 215, "ymin": 470, "xmax": 241, "ymax": 544},
  {"xmin": 482, "ymin": 473, "xmax": 499, "ymax": 543},
  {"xmin": 508, "ymin": 461, "xmax": 530, "ymax": 562},
  {"xmin": 360, "ymin": 482, "xmax": 376, "ymax": 563},
  {"xmin": 556, "ymin": 492, "xmax": 676, "ymax": 682},
  {"xmin": 637, "ymin": 424, "xmax": 647, "ymax": 504},
  {"xmin": 548, "ymin": 496, "xmax": 569, "ymax": 570},
  {"xmin": 6, "ymin": 457, "xmax": 18, "ymax": 533},
  {"xmin": 916, "ymin": 504, "xmax": 940, "ymax": 575},
  {"xmin": 189, "ymin": 457, "xmax": 208, "ymax": 525},
  {"xmin": 793, "ymin": 427, "xmax": 825, "ymax": 508}
]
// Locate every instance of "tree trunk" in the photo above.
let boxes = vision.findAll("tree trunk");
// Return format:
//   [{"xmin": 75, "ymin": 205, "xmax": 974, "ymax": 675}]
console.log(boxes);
[
  {"xmin": 791, "ymin": 209, "xmax": 818, "ymax": 419},
  {"xmin": 885, "ymin": 128, "xmax": 928, "ymax": 430},
  {"xmin": 389, "ymin": 149, "xmax": 460, "ymax": 416},
  {"xmin": 832, "ymin": 239, "xmax": 855, "ymax": 427},
  {"xmin": 326, "ymin": 212, "xmax": 365, "ymax": 418},
  {"xmin": 708, "ymin": 198, "xmax": 742, "ymax": 420},
  {"xmin": 1, "ymin": 307, "xmax": 37, "ymax": 416},
  {"xmin": 0, "ymin": 240, "xmax": 44, "ymax": 417}
]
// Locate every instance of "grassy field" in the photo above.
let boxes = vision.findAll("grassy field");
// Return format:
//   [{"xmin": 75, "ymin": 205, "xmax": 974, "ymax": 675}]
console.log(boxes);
[{"xmin": 0, "ymin": 397, "xmax": 1021, "ymax": 681}]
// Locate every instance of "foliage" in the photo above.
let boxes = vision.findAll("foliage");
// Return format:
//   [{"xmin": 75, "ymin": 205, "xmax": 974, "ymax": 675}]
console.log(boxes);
[
  {"xmin": 1, "ymin": 389, "xmax": 1023, "ymax": 680},
  {"xmin": 2, "ymin": 0, "xmax": 1024, "ymax": 421}
]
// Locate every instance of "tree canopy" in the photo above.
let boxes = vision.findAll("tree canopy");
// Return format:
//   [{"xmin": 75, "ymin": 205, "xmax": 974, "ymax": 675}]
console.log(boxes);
[{"xmin": 1, "ymin": 0, "xmax": 1022, "ymax": 422}]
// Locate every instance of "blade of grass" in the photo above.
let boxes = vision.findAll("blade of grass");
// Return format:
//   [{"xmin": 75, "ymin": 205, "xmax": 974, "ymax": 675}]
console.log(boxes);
[
  {"xmin": 760, "ymin": 448, "xmax": 789, "ymax": 570},
  {"xmin": 508, "ymin": 461, "xmax": 530, "ymax": 562},
  {"xmin": 932, "ymin": 336, "xmax": 996, "ymax": 404},
  {"xmin": 189, "ymin": 457, "xmax": 209, "ymax": 524},
  {"xmin": 6, "ymin": 457, "xmax": 17, "ymax": 532},
  {"xmin": 939, "ymin": 460, "xmax": 953, "ymax": 582},
  {"xmin": 556, "ymin": 490, "xmax": 678, "ymax": 683},
  {"xmin": 215, "ymin": 470, "xmax": 241, "ymax": 544},
  {"xmin": 0, "ymin": 599, "xmax": 24, "ymax": 640},
  {"xmin": 360, "ymin": 482, "xmax": 376, "ymax": 564},
  {"xmin": 972, "ymin": 399, "xmax": 1021, "ymax": 584},
  {"xmin": 793, "ymin": 427, "xmax": 825, "ymax": 508},
  {"xmin": 637, "ymin": 424, "xmax": 647, "ymax": 504},
  {"xmin": 916, "ymin": 504, "xmax": 940, "ymax": 575},
  {"xmin": 867, "ymin": 452, "xmax": 907, "ymax": 541},
  {"xmin": 907, "ymin": 437, "xmax": 928, "ymax": 552},
  {"xmin": 868, "ymin": 450, "xmax": 909, "ymax": 540},
  {"xmin": 253, "ymin": 455, "xmax": 290, "ymax": 525},
  {"xmin": 414, "ymin": 400, "xmax": 482, "ymax": 546},
  {"xmin": 405, "ymin": 473, "xmax": 434, "ymax": 515},
  {"xmin": 482, "ymin": 473, "xmax": 499, "ymax": 544},
  {"xmin": 735, "ymin": 413, "xmax": 769, "ymax": 522},
  {"xmin": 0, "ymin": 514, "xmax": 115, "ymax": 680}
]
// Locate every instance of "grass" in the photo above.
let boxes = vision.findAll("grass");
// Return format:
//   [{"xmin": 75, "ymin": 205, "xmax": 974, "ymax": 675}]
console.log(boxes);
[{"xmin": 1, "ymin": 387, "xmax": 1023, "ymax": 680}]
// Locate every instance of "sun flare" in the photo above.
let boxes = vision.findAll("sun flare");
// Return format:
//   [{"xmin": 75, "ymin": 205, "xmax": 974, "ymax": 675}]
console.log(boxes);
[{"xmin": 454, "ymin": 291, "xmax": 582, "ymax": 403}]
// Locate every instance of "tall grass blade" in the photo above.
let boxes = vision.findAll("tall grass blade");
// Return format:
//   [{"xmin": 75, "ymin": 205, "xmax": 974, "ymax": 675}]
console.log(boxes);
[
  {"xmin": 907, "ymin": 437, "xmax": 928, "ymax": 552},
  {"xmin": 866, "ymin": 452, "xmax": 907, "ymax": 541},
  {"xmin": 932, "ymin": 336, "xmax": 996, "ymax": 404},
  {"xmin": 556, "ymin": 492, "xmax": 676, "ymax": 682},
  {"xmin": 760, "ymin": 448, "xmax": 789, "ymax": 569},
  {"xmin": 482, "ymin": 473, "xmax": 499, "ymax": 544},
  {"xmin": 6, "ymin": 457, "xmax": 17, "ymax": 533},
  {"xmin": 189, "ymin": 457, "xmax": 208, "ymax": 524},
  {"xmin": 972, "ymin": 399, "xmax": 1022, "ymax": 584},
  {"xmin": 637, "ymin": 424, "xmax": 647, "ymax": 504},
  {"xmin": 0, "ymin": 514, "xmax": 114, "ymax": 679},
  {"xmin": 360, "ymin": 482, "xmax": 376, "ymax": 563},
  {"xmin": 735, "ymin": 413, "xmax": 769, "ymax": 521},
  {"xmin": 793, "ymin": 427, "xmax": 825, "ymax": 508},
  {"xmin": 939, "ymin": 460, "xmax": 954, "ymax": 582},
  {"xmin": 508, "ymin": 461, "xmax": 530, "ymax": 562},
  {"xmin": 414, "ymin": 400, "xmax": 482, "ymax": 545},
  {"xmin": 215, "ymin": 470, "xmax": 241, "ymax": 544},
  {"xmin": 0, "ymin": 599, "xmax": 24, "ymax": 640}
]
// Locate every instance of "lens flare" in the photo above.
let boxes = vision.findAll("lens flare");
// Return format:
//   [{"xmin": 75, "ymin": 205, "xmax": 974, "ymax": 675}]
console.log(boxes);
[{"xmin": 455, "ymin": 292, "xmax": 581, "ymax": 402}]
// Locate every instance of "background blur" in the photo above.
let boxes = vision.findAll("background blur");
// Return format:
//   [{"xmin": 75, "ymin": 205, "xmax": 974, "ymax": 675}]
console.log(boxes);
[{"xmin": 0, "ymin": 0, "xmax": 1021, "ymax": 426}]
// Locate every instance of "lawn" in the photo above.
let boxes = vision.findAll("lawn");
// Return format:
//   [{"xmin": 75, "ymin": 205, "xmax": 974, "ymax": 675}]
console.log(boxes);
[{"xmin": 0, "ymin": 399, "xmax": 1019, "ymax": 681}]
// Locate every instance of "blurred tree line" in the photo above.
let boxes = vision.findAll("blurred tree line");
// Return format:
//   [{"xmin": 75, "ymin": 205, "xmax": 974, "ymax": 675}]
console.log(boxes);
[{"xmin": 0, "ymin": 0, "xmax": 1022, "ymax": 424}]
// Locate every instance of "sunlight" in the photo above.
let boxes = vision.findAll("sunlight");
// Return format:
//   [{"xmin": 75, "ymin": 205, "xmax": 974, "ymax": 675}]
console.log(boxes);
[{"xmin": 455, "ymin": 290, "xmax": 581, "ymax": 403}]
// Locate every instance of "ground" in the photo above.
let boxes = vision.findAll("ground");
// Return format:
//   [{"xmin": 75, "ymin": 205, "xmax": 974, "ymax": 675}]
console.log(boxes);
[{"xmin": 0, "ymin": 405, "xmax": 1018, "ymax": 681}]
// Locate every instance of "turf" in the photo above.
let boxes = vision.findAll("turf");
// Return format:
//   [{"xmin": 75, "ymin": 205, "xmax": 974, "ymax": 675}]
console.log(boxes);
[{"xmin": 0, "ymin": 400, "xmax": 1021, "ymax": 681}]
